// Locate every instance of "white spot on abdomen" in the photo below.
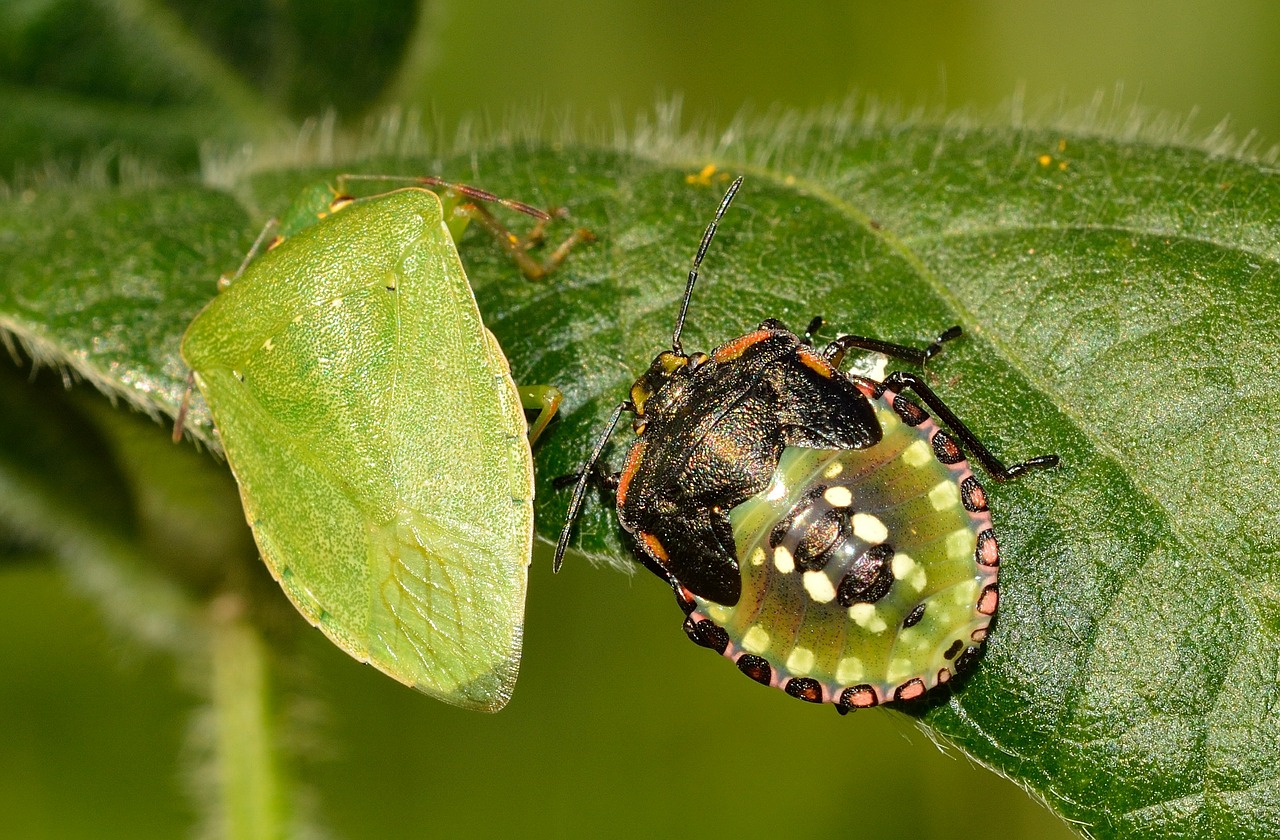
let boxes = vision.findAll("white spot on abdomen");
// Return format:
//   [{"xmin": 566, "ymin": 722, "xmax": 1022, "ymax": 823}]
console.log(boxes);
[
  {"xmin": 852, "ymin": 513, "xmax": 888, "ymax": 544},
  {"xmin": 774, "ymin": 545, "xmax": 795, "ymax": 574},
  {"xmin": 786, "ymin": 647, "xmax": 815, "ymax": 675},
  {"xmin": 803, "ymin": 571, "xmax": 836, "ymax": 603},
  {"xmin": 902, "ymin": 439, "xmax": 931, "ymax": 467},
  {"xmin": 742, "ymin": 625, "xmax": 771, "ymax": 654},
  {"xmin": 929, "ymin": 480, "xmax": 961, "ymax": 511},
  {"xmin": 824, "ymin": 486, "xmax": 853, "ymax": 508}
]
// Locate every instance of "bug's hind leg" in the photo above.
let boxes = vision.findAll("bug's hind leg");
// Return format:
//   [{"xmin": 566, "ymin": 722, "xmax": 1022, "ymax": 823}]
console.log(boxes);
[
  {"xmin": 880, "ymin": 370, "xmax": 1060, "ymax": 481},
  {"xmin": 460, "ymin": 202, "xmax": 595, "ymax": 281}
]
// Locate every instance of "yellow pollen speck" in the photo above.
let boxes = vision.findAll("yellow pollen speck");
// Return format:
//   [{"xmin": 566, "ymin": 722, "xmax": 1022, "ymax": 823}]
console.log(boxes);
[
  {"xmin": 786, "ymin": 647, "xmax": 815, "ymax": 675},
  {"xmin": 742, "ymin": 625, "xmax": 770, "ymax": 654},
  {"xmin": 749, "ymin": 546, "xmax": 766, "ymax": 567},
  {"xmin": 803, "ymin": 571, "xmax": 836, "ymax": 603},
  {"xmin": 902, "ymin": 439, "xmax": 932, "ymax": 467},
  {"xmin": 886, "ymin": 658, "xmax": 914, "ymax": 683},
  {"xmin": 1058, "ymin": 160, "xmax": 1069, "ymax": 171},
  {"xmin": 685, "ymin": 164, "xmax": 718, "ymax": 186},
  {"xmin": 824, "ymin": 486, "xmax": 853, "ymax": 508},
  {"xmin": 892, "ymin": 552, "xmax": 917, "ymax": 580},
  {"xmin": 774, "ymin": 546, "xmax": 795, "ymax": 574},
  {"xmin": 1038, "ymin": 154, "xmax": 1052, "ymax": 166},
  {"xmin": 947, "ymin": 528, "xmax": 976, "ymax": 559},
  {"xmin": 836, "ymin": 657, "xmax": 864, "ymax": 683},
  {"xmin": 823, "ymin": 461, "xmax": 844, "ymax": 479},
  {"xmin": 708, "ymin": 604, "xmax": 731, "ymax": 623},
  {"xmin": 852, "ymin": 513, "xmax": 888, "ymax": 544},
  {"xmin": 929, "ymin": 480, "xmax": 961, "ymax": 511}
]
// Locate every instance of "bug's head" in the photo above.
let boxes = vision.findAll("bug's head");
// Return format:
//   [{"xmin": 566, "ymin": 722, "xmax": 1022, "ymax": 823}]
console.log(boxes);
[
  {"xmin": 629, "ymin": 349, "xmax": 712, "ymax": 423},
  {"xmin": 631, "ymin": 175, "xmax": 743, "ymax": 425}
]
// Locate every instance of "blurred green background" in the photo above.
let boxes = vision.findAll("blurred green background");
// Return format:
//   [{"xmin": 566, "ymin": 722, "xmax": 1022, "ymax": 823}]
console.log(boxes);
[{"xmin": 3, "ymin": 1, "xmax": 1277, "ymax": 837}]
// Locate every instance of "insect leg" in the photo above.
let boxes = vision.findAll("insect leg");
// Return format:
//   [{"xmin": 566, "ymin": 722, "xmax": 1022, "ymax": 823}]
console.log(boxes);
[
  {"xmin": 822, "ymin": 325, "xmax": 962, "ymax": 368},
  {"xmin": 458, "ymin": 201, "xmax": 595, "ymax": 281},
  {"xmin": 177, "ymin": 218, "xmax": 281, "ymax": 441},
  {"xmin": 880, "ymin": 370, "xmax": 1060, "ymax": 481},
  {"xmin": 517, "ymin": 385, "xmax": 564, "ymax": 445},
  {"xmin": 554, "ymin": 400, "xmax": 631, "ymax": 571},
  {"xmin": 217, "ymin": 218, "xmax": 280, "ymax": 292},
  {"xmin": 802, "ymin": 316, "xmax": 825, "ymax": 344},
  {"xmin": 171, "ymin": 371, "xmax": 196, "ymax": 443},
  {"xmin": 758, "ymin": 316, "xmax": 823, "ymax": 345}
]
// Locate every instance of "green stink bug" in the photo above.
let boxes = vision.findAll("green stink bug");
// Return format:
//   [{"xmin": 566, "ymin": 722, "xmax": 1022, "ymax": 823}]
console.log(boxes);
[{"xmin": 180, "ymin": 178, "xmax": 583, "ymax": 710}]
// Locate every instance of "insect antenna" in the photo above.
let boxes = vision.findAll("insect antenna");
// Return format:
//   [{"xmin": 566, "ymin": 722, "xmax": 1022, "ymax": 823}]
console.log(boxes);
[
  {"xmin": 337, "ymin": 174, "xmax": 551, "ymax": 220},
  {"xmin": 671, "ymin": 175, "xmax": 744, "ymax": 356},
  {"xmin": 554, "ymin": 400, "xmax": 629, "ymax": 572}
]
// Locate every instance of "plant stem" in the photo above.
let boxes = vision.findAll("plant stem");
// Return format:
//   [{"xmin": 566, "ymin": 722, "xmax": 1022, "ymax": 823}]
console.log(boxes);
[{"xmin": 209, "ymin": 595, "xmax": 287, "ymax": 840}]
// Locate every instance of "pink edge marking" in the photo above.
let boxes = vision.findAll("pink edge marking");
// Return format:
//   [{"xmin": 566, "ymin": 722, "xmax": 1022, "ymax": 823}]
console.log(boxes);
[
  {"xmin": 977, "ymin": 584, "xmax": 1000, "ymax": 616},
  {"xmin": 979, "ymin": 530, "xmax": 1000, "ymax": 567},
  {"xmin": 896, "ymin": 679, "xmax": 927, "ymax": 701},
  {"xmin": 844, "ymin": 686, "xmax": 880, "ymax": 709},
  {"xmin": 967, "ymin": 481, "xmax": 988, "ymax": 511},
  {"xmin": 691, "ymin": 609, "xmax": 780, "ymax": 690}
]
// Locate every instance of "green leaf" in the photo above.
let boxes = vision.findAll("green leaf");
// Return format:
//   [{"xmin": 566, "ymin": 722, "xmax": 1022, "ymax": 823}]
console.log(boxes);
[
  {"xmin": 0, "ymin": 0, "xmax": 424, "ymax": 175},
  {"xmin": 0, "ymin": 183, "xmax": 251, "ymax": 437},
  {"xmin": 0, "ymin": 0, "xmax": 292, "ymax": 174},
  {"xmin": 3, "ymin": 118, "xmax": 1278, "ymax": 839}
]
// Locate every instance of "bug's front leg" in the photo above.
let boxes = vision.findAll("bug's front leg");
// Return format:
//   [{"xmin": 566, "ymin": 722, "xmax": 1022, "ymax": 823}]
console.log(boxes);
[
  {"xmin": 821, "ymin": 325, "xmax": 962, "ymax": 368},
  {"xmin": 554, "ymin": 400, "xmax": 631, "ymax": 571},
  {"xmin": 517, "ymin": 385, "xmax": 564, "ymax": 445}
]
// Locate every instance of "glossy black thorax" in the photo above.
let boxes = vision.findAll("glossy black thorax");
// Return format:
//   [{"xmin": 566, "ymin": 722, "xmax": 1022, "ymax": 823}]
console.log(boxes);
[{"xmin": 615, "ymin": 324, "xmax": 881, "ymax": 606}]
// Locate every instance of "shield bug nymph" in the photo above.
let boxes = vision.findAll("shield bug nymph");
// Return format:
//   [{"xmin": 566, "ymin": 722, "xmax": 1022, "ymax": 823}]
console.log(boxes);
[{"xmin": 555, "ymin": 176, "xmax": 1058, "ymax": 713}]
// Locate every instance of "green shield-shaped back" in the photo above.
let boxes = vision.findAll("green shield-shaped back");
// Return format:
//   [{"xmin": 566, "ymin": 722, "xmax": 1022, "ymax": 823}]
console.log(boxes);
[{"xmin": 182, "ymin": 188, "xmax": 532, "ymax": 710}]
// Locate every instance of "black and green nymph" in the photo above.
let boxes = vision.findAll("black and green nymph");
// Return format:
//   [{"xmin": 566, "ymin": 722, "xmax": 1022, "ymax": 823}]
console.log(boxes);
[{"xmin": 555, "ymin": 176, "xmax": 1059, "ymax": 712}]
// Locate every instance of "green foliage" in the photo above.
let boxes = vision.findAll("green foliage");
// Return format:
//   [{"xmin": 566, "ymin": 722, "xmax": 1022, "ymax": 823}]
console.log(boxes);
[
  {"xmin": 3, "ymin": 2, "xmax": 1279, "ymax": 839},
  {"xmin": 8, "ymin": 125, "xmax": 1280, "ymax": 839}
]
